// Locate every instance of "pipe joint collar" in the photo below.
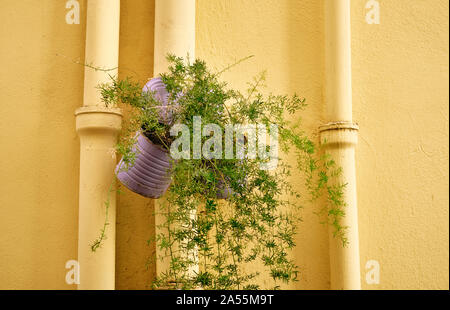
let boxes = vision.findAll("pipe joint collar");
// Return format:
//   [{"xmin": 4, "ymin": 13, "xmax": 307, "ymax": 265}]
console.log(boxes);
[
  {"xmin": 319, "ymin": 121, "xmax": 359, "ymax": 147},
  {"xmin": 75, "ymin": 106, "xmax": 122, "ymax": 135}
]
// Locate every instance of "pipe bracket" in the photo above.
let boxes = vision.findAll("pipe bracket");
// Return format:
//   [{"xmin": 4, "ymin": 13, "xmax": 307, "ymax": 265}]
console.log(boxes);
[{"xmin": 319, "ymin": 121, "xmax": 359, "ymax": 147}]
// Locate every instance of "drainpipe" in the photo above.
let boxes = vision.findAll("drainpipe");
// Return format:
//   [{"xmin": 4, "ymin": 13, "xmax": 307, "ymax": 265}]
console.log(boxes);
[
  {"xmin": 321, "ymin": 0, "xmax": 361, "ymax": 289},
  {"xmin": 153, "ymin": 0, "xmax": 196, "ymax": 278},
  {"xmin": 75, "ymin": 0, "xmax": 121, "ymax": 290},
  {"xmin": 154, "ymin": 0, "xmax": 196, "ymax": 75}
]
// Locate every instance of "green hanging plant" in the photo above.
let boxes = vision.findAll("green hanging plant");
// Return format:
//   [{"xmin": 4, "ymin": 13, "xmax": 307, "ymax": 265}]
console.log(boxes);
[{"xmin": 95, "ymin": 55, "xmax": 347, "ymax": 290}]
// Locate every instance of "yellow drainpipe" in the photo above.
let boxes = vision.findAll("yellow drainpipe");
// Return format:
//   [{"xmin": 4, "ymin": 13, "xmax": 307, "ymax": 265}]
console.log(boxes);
[
  {"xmin": 75, "ymin": 0, "xmax": 121, "ymax": 290},
  {"xmin": 321, "ymin": 0, "xmax": 361, "ymax": 289},
  {"xmin": 154, "ymin": 0, "xmax": 196, "ymax": 75},
  {"xmin": 153, "ymin": 0, "xmax": 197, "ymax": 278}
]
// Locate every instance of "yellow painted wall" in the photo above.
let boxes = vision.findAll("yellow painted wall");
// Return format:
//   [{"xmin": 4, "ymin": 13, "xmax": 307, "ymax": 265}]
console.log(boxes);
[
  {"xmin": 115, "ymin": 0, "xmax": 156, "ymax": 291},
  {"xmin": 0, "ymin": 0, "xmax": 85, "ymax": 289},
  {"xmin": 0, "ymin": 0, "xmax": 448, "ymax": 290},
  {"xmin": 351, "ymin": 0, "xmax": 449, "ymax": 289}
]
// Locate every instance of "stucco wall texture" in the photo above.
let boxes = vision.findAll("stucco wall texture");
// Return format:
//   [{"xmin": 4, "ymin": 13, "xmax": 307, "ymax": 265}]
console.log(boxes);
[{"xmin": 0, "ymin": 0, "xmax": 448, "ymax": 290}]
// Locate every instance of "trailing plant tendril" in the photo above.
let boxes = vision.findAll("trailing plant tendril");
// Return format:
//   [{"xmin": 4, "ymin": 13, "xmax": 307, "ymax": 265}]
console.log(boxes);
[{"xmin": 90, "ymin": 181, "xmax": 115, "ymax": 252}]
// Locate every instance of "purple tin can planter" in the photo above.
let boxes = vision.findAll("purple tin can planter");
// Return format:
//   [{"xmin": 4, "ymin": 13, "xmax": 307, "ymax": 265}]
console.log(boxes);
[
  {"xmin": 115, "ymin": 77, "xmax": 177, "ymax": 199},
  {"xmin": 116, "ymin": 133, "xmax": 173, "ymax": 199},
  {"xmin": 116, "ymin": 77, "xmax": 240, "ymax": 200},
  {"xmin": 216, "ymin": 180, "xmax": 233, "ymax": 200},
  {"xmin": 143, "ymin": 77, "xmax": 177, "ymax": 125},
  {"xmin": 216, "ymin": 177, "xmax": 247, "ymax": 200}
]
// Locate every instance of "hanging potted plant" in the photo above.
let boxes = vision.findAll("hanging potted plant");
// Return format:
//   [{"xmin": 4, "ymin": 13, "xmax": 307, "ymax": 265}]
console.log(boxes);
[
  {"xmin": 107, "ymin": 73, "xmax": 238, "ymax": 199},
  {"xmin": 98, "ymin": 55, "xmax": 347, "ymax": 289}
]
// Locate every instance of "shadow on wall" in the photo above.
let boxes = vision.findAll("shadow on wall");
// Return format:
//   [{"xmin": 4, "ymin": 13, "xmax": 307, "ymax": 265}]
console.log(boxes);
[
  {"xmin": 115, "ymin": 0, "xmax": 156, "ymax": 290},
  {"xmin": 287, "ymin": 0, "xmax": 330, "ymax": 289}
]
